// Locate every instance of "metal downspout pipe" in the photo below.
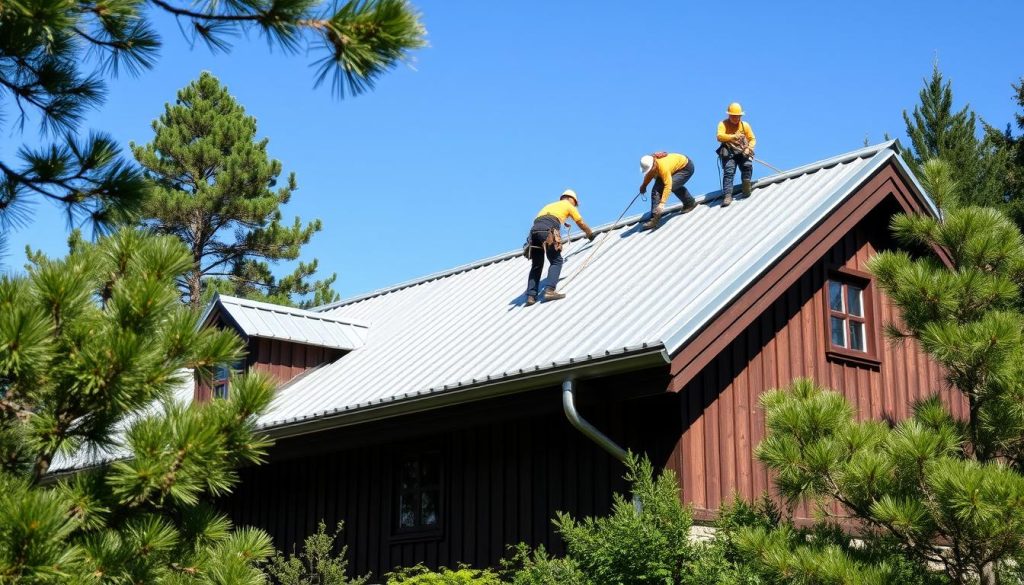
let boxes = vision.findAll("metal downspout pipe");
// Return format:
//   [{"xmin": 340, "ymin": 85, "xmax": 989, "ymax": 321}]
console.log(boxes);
[
  {"xmin": 561, "ymin": 378, "xmax": 627, "ymax": 461},
  {"xmin": 562, "ymin": 378, "xmax": 642, "ymax": 511}
]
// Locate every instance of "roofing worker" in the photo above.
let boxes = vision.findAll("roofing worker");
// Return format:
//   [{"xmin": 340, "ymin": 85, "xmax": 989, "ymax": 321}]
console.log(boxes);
[
  {"xmin": 716, "ymin": 102, "xmax": 757, "ymax": 207},
  {"xmin": 638, "ymin": 151, "xmax": 696, "ymax": 230},
  {"xmin": 524, "ymin": 190, "xmax": 595, "ymax": 305}
]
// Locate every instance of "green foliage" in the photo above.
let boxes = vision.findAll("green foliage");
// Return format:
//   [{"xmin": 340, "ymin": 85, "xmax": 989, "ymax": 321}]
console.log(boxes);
[
  {"xmin": 902, "ymin": 64, "xmax": 1007, "ymax": 211},
  {"xmin": 132, "ymin": 72, "xmax": 338, "ymax": 308},
  {"xmin": 0, "ymin": 228, "xmax": 278, "ymax": 582},
  {"xmin": 554, "ymin": 453, "xmax": 694, "ymax": 585},
  {"xmin": 0, "ymin": 0, "xmax": 426, "ymax": 234},
  {"xmin": 501, "ymin": 543, "xmax": 587, "ymax": 585},
  {"xmin": 386, "ymin": 564, "xmax": 504, "ymax": 585},
  {"xmin": 984, "ymin": 78, "xmax": 1024, "ymax": 229},
  {"xmin": 265, "ymin": 520, "xmax": 368, "ymax": 585}
]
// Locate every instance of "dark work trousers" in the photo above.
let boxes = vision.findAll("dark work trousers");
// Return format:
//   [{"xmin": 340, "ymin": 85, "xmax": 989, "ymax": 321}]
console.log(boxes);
[
  {"xmin": 720, "ymin": 150, "xmax": 753, "ymax": 193},
  {"xmin": 526, "ymin": 215, "xmax": 563, "ymax": 297},
  {"xmin": 651, "ymin": 160, "xmax": 696, "ymax": 214}
]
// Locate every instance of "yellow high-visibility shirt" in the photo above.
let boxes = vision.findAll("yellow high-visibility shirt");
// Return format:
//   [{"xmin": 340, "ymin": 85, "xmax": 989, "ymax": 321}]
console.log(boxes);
[
  {"xmin": 640, "ymin": 153, "xmax": 690, "ymax": 205},
  {"xmin": 717, "ymin": 119, "xmax": 756, "ymax": 149},
  {"xmin": 536, "ymin": 200, "xmax": 583, "ymax": 224}
]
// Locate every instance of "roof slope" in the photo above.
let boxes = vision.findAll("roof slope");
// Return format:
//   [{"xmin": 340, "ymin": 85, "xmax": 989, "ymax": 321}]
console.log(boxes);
[
  {"xmin": 205, "ymin": 294, "xmax": 369, "ymax": 351},
  {"xmin": 258, "ymin": 142, "xmax": 927, "ymax": 430}
]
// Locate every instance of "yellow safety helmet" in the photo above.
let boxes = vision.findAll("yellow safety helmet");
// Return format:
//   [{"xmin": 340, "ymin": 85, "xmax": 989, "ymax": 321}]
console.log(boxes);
[
  {"xmin": 560, "ymin": 189, "xmax": 579, "ymax": 207},
  {"xmin": 726, "ymin": 102, "xmax": 745, "ymax": 116}
]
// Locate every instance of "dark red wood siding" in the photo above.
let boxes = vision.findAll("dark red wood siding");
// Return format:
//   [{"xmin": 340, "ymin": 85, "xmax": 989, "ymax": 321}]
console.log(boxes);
[{"xmin": 667, "ymin": 202, "xmax": 956, "ymax": 520}]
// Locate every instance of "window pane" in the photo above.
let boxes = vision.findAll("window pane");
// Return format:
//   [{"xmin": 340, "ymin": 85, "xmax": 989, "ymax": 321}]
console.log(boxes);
[
  {"xmin": 215, "ymin": 364, "xmax": 230, "ymax": 381},
  {"xmin": 849, "ymin": 321, "xmax": 866, "ymax": 351},
  {"xmin": 847, "ymin": 285, "xmax": 863, "ymax": 317},
  {"xmin": 828, "ymin": 281, "xmax": 844, "ymax": 312},
  {"xmin": 400, "ymin": 460, "xmax": 418, "ymax": 490},
  {"xmin": 214, "ymin": 383, "xmax": 228, "ymax": 400},
  {"xmin": 420, "ymin": 455, "xmax": 440, "ymax": 487},
  {"xmin": 421, "ymin": 490, "xmax": 438, "ymax": 527},
  {"xmin": 399, "ymin": 494, "xmax": 416, "ymax": 528},
  {"xmin": 831, "ymin": 316, "xmax": 846, "ymax": 347}
]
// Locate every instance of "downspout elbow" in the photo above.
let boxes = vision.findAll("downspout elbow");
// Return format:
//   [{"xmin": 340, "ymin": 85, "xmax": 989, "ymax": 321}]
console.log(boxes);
[{"xmin": 562, "ymin": 378, "xmax": 627, "ymax": 462}]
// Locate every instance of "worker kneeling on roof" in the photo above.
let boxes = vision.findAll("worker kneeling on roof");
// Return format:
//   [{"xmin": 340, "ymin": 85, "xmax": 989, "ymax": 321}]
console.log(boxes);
[
  {"xmin": 524, "ymin": 190, "xmax": 595, "ymax": 306},
  {"xmin": 717, "ymin": 102, "xmax": 756, "ymax": 206},
  {"xmin": 639, "ymin": 151, "xmax": 696, "ymax": 230}
]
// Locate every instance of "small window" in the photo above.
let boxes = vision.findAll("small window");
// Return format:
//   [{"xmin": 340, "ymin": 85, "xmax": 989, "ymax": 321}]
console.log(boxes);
[
  {"xmin": 825, "ymin": 269, "xmax": 878, "ymax": 365},
  {"xmin": 212, "ymin": 362, "xmax": 241, "ymax": 400},
  {"xmin": 394, "ymin": 452, "xmax": 442, "ymax": 535}
]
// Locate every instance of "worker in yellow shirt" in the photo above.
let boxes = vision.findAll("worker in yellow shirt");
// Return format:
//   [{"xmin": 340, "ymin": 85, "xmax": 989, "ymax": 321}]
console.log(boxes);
[
  {"xmin": 524, "ymin": 190, "xmax": 595, "ymax": 305},
  {"xmin": 638, "ymin": 152, "xmax": 696, "ymax": 230},
  {"xmin": 716, "ymin": 102, "xmax": 756, "ymax": 207}
]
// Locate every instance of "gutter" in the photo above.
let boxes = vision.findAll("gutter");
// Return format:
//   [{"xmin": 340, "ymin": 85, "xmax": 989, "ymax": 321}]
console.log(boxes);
[{"xmin": 266, "ymin": 345, "xmax": 670, "ymax": 440}]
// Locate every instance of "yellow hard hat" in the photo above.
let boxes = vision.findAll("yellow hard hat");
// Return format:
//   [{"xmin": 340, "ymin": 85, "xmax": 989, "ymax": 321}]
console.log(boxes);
[
  {"xmin": 561, "ymin": 189, "xmax": 579, "ymax": 206},
  {"xmin": 726, "ymin": 102, "xmax": 745, "ymax": 116}
]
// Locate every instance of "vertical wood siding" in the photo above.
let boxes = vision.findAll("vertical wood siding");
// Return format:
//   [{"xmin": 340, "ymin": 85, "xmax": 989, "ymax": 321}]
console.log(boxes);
[
  {"xmin": 669, "ymin": 206, "xmax": 957, "ymax": 520},
  {"xmin": 195, "ymin": 337, "xmax": 340, "ymax": 402}
]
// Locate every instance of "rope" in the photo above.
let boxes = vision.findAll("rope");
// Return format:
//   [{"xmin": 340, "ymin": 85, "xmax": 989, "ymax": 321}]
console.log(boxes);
[
  {"xmin": 752, "ymin": 156, "xmax": 784, "ymax": 174},
  {"xmin": 559, "ymin": 190, "xmax": 645, "ymax": 292}
]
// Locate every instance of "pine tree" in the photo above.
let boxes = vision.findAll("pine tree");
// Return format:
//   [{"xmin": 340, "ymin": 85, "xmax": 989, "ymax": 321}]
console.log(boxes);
[
  {"xmin": 0, "ymin": 0, "xmax": 426, "ymax": 234},
  {"xmin": 903, "ymin": 65, "xmax": 1006, "ymax": 210},
  {"xmin": 746, "ymin": 163, "xmax": 1024, "ymax": 584},
  {"xmin": 985, "ymin": 78, "xmax": 1024, "ymax": 230},
  {"xmin": 131, "ymin": 72, "xmax": 338, "ymax": 309},
  {"xmin": 0, "ymin": 228, "xmax": 280, "ymax": 581}
]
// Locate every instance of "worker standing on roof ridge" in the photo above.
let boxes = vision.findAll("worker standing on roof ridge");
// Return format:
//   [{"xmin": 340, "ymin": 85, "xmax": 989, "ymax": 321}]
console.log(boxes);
[
  {"xmin": 523, "ymin": 189, "xmax": 595, "ymax": 305},
  {"xmin": 717, "ymin": 102, "xmax": 756, "ymax": 207},
  {"xmin": 638, "ymin": 151, "xmax": 696, "ymax": 230}
]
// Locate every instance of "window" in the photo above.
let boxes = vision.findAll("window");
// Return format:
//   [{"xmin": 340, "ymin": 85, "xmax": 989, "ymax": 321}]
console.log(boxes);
[
  {"xmin": 394, "ymin": 451, "xmax": 442, "ymax": 536},
  {"xmin": 212, "ymin": 361, "xmax": 243, "ymax": 400},
  {"xmin": 825, "ymin": 269, "xmax": 879, "ymax": 365}
]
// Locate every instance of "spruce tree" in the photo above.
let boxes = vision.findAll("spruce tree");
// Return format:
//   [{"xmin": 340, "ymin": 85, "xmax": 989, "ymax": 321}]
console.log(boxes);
[
  {"xmin": 903, "ymin": 65, "xmax": 1006, "ymax": 210},
  {"xmin": 132, "ymin": 72, "xmax": 338, "ymax": 309},
  {"xmin": 0, "ymin": 0, "xmax": 426, "ymax": 234},
  {"xmin": 985, "ymin": 78, "xmax": 1024, "ymax": 231},
  {"xmin": 744, "ymin": 162, "xmax": 1024, "ymax": 584},
  {"xmin": 0, "ymin": 228, "xmax": 279, "ymax": 581}
]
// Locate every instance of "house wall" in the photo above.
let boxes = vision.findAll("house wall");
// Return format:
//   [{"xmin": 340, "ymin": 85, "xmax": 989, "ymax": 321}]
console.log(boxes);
[
  {"xmin": 195, "ymin": 336, "xmax": 341, "ymax": 402},
  {"xmin": 667, "ymin": 200, "xmax": 957, "ymax": 520},
  {"xmin": 220, "ymin": 371, "xmax": 676, "ymax": 579}
]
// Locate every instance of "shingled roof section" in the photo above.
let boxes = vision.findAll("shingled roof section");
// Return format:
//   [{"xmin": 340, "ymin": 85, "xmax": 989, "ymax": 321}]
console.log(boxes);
[
  {"xmin": 203, "ymin": 294, "xmax": 369, "ymax": 351},
  {"xmin": 249, "ymin": 142, "xmax": 934, "ymax": 433}
]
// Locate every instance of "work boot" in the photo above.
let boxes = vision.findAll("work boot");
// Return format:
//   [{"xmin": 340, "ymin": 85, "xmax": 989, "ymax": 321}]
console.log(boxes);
[
  {"xmin": 526, "ymin": 295, "xmax": 537, "ymax": 306},
  {"xmin": 643, "ymin": 211, "xmax": 661, "ymax": 230},
  {"xmin": 682, "ymin": 196, "xmax": 697, "ymax": 213},
  {"xmin": 542, "ymin": 288, "xmax": 566, "ymax": 302},
  {"xmin": 741, "ymin": 179, "xmax": 752, "ymax": 199},
  {"xmin": 722, "ymin": 184, "xmax": 733, "ymax": 207}
]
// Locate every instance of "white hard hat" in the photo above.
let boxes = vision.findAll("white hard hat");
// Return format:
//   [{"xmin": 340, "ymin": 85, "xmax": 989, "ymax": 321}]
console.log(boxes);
[
  {"xmin": 640, "ymin": 155, "xmax": 654, "ymax": 175},
  {"xmin": 560, "ymin": 189, "xmax": 579, "ymax": 206}
]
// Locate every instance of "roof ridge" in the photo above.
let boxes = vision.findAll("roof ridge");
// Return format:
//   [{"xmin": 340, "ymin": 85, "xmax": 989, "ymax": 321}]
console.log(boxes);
[
  {"xmin": 214, "ymin": 294, "xmax": 370, "ymax": 328},
  {"xmin": 313, "ymin": 142, "xmax": 897, "ymax": 313}
]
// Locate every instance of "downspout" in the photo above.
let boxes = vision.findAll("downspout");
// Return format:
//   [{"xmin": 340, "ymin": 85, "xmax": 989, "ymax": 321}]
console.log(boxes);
[
  {"xmin": 562, "ymin": 378, "xmax": 642, "ymax": 512},
  {"xmin": 562, "ymin": 378, "xmax": 627, "ymax": 461}
]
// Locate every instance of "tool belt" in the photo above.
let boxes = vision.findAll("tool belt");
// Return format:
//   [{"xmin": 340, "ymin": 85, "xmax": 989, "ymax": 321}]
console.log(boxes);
[{"xmin": 523, "ymin": 218, "xmax": 563, "ymax": 260}]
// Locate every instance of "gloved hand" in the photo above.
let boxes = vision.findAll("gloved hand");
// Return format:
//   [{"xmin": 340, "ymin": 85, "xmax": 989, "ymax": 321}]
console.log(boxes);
[
  {"xmin": 655, "ymin": 203, "xmax": 665, "ymax": 215},
  {"xmin": 587, "ymin": 232, "xmax": 596, "ymax": 242},
  {"xmin": 638, "ymin": 186, "xmax": 646, "ymax": 195}
]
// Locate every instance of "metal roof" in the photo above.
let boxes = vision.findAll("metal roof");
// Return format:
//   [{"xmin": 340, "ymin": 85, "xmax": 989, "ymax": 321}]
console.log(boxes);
[
  {"xmin": 253, "ymin": 142, "xmax": 928, "ymax": 432},
  {"xmin": 204, "ymin": 294, "xmax": 369, "ymax": 351}
]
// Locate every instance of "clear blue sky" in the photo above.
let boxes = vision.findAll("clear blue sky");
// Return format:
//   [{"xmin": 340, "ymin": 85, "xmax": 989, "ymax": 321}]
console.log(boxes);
[{"xmin": 4, "ymin": 1, "xmax": 1024, "ymax": 300}]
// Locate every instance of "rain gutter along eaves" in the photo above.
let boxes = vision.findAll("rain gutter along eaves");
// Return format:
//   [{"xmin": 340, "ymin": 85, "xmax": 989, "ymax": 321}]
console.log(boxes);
[{"xmin": 266, "ymin": 345, "xmax": 670, "ymax": 441}]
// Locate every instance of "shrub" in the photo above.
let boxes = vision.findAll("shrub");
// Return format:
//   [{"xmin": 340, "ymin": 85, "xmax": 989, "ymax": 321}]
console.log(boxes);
[
  {"xmin": 386, "ymin": 563, "xmax": 504, "ymax": 584},
  {"xmin": 264, "ymin": 520, "xmax": 369, "ymax": 585}
]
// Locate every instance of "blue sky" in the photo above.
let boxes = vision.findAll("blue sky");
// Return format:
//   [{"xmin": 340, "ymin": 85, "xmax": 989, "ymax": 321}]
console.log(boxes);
[{"xmin": 4, "ymin": 1, "xmax": 1024, "ymax": 300}]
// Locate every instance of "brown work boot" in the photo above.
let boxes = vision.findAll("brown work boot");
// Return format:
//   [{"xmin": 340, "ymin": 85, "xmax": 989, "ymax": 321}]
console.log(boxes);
[
  {"xmin": 681, "ymin": 196, "xmax": 697, "ymax": 213},
  {"xmin": 741, "ymin": 179, "xmax": 752, "ymax": 199},
  {"xmin": 542, "ymin": 288, "xmax": 566, "ymax": 302},
  {"xmin": 722, "ymin": 184, "xmax": 733, "ymax": 207},
  {"xmin": 643, "ymin": 211, "xmax": 662, "ymax": 230},
  {"xmin": 526, "ymin": 295, "xmax": 537, "ymax": 306}
]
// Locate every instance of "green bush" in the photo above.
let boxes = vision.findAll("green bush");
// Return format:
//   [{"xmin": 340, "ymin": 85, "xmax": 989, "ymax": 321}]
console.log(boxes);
[
  {"xmin": 386, "ymin": 563, "xmax": 504, "ymax": 584},
  {"xmin": 264, "ymin": 520, "xmax": 369, "ymax": 585},
  {"xmin": 501, "ymin": 543, "xmax": 586, "ymax": 585}
]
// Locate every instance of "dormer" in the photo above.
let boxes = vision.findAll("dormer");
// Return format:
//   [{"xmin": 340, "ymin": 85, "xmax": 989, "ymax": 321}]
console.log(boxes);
[{"xmin": 195, "ymin": 294, "xmax": 368, "ymax": 402}]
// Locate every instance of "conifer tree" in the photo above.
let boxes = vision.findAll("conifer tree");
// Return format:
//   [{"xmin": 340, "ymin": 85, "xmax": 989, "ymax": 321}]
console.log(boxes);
[
  {"xmin": 132, "ymin": 72, "xmax": 338, "ymax": 309},
  {"xmin": 903, "ymin": 65, "xmax": 1006, "ymax": 209},
  {"xmin": 0, "ymin": 228, "xmax": 279, "ymax": 581},
  {"xmin": 745, "ymin": 162, "xmax": 1024, "ymax": 584},
  {"xmin": 985, "ymin": 77, "xmax": 1024, "ymax": 230},
  {"xmin": 0, "ymin": 0, "xmax": 426, "ymax": 234}
]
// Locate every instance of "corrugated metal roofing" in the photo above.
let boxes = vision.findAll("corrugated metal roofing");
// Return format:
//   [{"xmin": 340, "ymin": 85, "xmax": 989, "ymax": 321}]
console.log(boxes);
[
  {"xmin": 253, "ymin": 142, "xmax": 923, "ymax": 431},
  {"xmin": 205, "ymin": 294, "xmax": 369, "ymax": 351}
]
